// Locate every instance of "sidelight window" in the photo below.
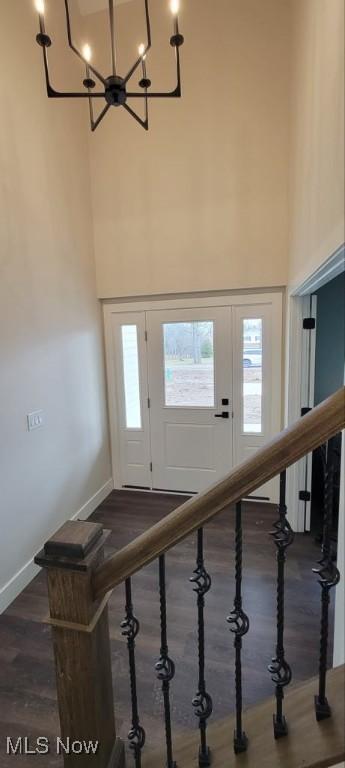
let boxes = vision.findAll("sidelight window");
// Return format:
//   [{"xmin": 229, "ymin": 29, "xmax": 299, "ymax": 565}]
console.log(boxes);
[
  {"xmin": 121, "ymin": 325, "xmax": 142, "ymax": 429},
  {"xmin": 242, "ymin": 318, "xmax": 262, "ymax": 433}
]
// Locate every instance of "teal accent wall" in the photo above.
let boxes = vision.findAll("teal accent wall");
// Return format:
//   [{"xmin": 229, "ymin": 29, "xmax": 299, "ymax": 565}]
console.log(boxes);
[{"xmin": 314, "ymin": 272, "xmax": 345, "ymax": 406}]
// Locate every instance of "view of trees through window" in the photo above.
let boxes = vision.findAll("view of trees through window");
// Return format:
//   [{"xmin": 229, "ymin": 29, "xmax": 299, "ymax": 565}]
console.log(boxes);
[{"xmin": 163, "ymin": 322, "xmax": 215, "ymax": 407}]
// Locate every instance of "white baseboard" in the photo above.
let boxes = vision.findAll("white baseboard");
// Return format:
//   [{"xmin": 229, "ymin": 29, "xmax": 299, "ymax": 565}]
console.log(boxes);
[
  {"xmin": 0, "ymin": 558, "xmax": 40, "ymax": 616},
  {"xmin": 0, "ymin": 479, "xmax": 113, "ymax": 615},
  {"xmin": 70, "ymin": 479, "xmax": 114, "ymax": 522}
]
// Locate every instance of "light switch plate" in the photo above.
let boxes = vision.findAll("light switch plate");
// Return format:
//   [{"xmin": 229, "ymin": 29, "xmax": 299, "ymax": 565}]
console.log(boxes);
[{"xmin": 27, "ymin": 410, "xmax": 44, "ymax": 431}]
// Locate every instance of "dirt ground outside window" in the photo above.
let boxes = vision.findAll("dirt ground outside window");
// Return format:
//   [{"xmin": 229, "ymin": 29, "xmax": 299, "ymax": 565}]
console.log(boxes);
[{"xmin": 164, "ymin": 359, "xmax": 262, "ymax": 426}]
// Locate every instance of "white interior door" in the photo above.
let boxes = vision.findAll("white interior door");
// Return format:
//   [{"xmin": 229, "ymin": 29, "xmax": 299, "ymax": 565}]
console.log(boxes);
[
  {"xmin": 232, "ymin": 301, "xmax": 282, "ymax": 501},
  {"xmin": 147, "ymin": 308, "xmax": 233, "ymax": 493},
  {"xmin": 111, "ymin": 312, "xmax": 151, "ymax": 488}
]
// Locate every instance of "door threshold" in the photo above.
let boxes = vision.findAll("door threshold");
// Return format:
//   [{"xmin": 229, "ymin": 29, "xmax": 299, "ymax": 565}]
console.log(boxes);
[
  {"xmin": 120, "ymin": 486, "xmax": 270, "ymax": 500},
  {"xmin": 153, "ymin": 487, "xmax": 197, "ymax": 495},
  {"xmin": 121, "ymin": 485, "xmax": 194, "ymax": 497}
]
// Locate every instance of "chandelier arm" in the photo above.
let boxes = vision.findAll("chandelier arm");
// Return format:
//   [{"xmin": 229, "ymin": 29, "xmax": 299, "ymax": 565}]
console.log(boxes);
[
  {"xmin": 46, "ymin": 91, "xmax": 106, "ymax": 99},
  {"xmin": 38, "ymin": 35, "xmax": 105, "ymax": 99},
  {"xmin": 64, "ymin": 0, "xmax": 107, "ymax": 86},
  {"xmin": 88, "ymin": 90, "xmax": 95, "ymax": 128},
  {"xmin": 126, "ymin": 89, "xmax": 180, "ymax": 98},
  {"xmin": 123, "ymin": 102, "xmax": 149, "ymax": 131},
  {"xmin": 40, "ymin": 40, "xmax": 175, "ymax": 101},
  {"xmin": 144, "ymin": 88, "xmax": 149, "ymax": 127},
  {"xmin": 175, "ymin": 41, "xmax": 182, "ymax": 96},
  {"xmin": 123, "ymin": 0, "xmax": 152, "ymax": 85},
  {"xmin": 91, "ymin": 104, "xmax": 111, "ymax": 132},
  {"xmin": 127, "ymin": 38, "xmax": 182, "ymax": 98},
  {"xmin": 109, "ymin": 0, "xmax": 117, "ymax": 76}
]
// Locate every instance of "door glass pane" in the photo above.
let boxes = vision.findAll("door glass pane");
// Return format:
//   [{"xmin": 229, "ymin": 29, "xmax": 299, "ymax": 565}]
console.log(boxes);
[
  {"xmin": 163, "ymin": 321, "xmax": 215, "ymax": 407},
  {"xmin": 242, "ymin": 319, "xmax": 262, "ymax": 433},
  {"xmin": 121, "ymin": 325, "xmax": 142, "ymax": 429}
]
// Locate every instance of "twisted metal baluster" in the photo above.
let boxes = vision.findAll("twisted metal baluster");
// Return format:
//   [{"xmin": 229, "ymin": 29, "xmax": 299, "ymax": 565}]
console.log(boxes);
[
  {"xmin": 155, "ymin": 555, "xmax": 176, "ymax": 768},
  {"xmin": 227, "ymin": 501, "xmax": 249, "ymax": 754},
  {"xmin": 121, "ymin": 579, "xmax": 146, "ymax": 767},
  {"xmin": 313, "ymin": 439, "xmax": 340, "ymax": 721},
  {"xmin": 190, "ymin": 528, "xmax": 213, "ymax": 766},
  {"xmin": 268, "ymin": 471, "xmax": 294, "ymax": 738}
]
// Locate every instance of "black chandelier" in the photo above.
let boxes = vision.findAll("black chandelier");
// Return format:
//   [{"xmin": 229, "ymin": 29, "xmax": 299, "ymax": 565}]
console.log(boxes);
[{"xmin": 34, "ymin": 0, "xmax": 184, "ymax": 131}]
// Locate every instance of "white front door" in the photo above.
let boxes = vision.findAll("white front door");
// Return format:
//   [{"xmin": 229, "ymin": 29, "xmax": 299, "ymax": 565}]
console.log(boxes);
[
  {"xmin": 106, "ymin": 293, "xmax": 282, "ymax": 501},
  {"xmin": 147, "ymin": 308, "xmax": 233, "ymax": 493}
]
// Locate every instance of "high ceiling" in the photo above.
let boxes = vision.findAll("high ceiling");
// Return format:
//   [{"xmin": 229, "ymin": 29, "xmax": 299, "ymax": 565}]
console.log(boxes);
[{"xmin": 78, "ymin": 0, "xmax": 133, "ymax": 15}]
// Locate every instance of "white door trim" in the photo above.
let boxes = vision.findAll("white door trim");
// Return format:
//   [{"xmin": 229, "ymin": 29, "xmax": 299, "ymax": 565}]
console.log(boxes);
[
  {"xmin": 291, "ymin": 244, "xmax": 345, "ymax": 296},
  {"xmin": 334, "ymin": 428, "xmax": 345, "ymax": 666},
  {"xmin": 298, "ymin": 294, "xmax": 317, "ymax": 531},
  {"xmin": 286, "ymin": 244, "xmax": 345, "ymax": 531},
  {"xmin": 103, "ymin": 291, "xmax": 283, "ymax": 317},
  {"xmin": 104, "ymin": 303, "xmax": 122, "ymax": 490}
]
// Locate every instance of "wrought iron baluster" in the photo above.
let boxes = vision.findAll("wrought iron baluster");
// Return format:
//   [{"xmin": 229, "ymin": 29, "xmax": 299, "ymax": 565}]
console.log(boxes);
[
  {"xmin": 155, "ymin": 555, "xmax": 176, "ymax": 768},
  {"xmin": 269, "ymin": 470, "xmax": 294, "ymax": 738},
  {"xmin": 227, "ymin": 501, "xmax": 249, "ymax": 754},
  {"xmin": 121, "ymin": 579, "xmax": 146, "ymax": 767},
  {"xmin": 190, "ymin": 528, "xmax": 213, "ymax": 767},
  {"xmin": 313, "ymin": 439, "xmax": 340, "ymax": 721}
]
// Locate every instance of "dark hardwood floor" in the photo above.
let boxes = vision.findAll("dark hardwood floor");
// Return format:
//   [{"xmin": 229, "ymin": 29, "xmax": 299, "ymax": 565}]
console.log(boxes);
[{"xmin": 0, "ymin": 490, "xmax": 333, "ymax": 765}]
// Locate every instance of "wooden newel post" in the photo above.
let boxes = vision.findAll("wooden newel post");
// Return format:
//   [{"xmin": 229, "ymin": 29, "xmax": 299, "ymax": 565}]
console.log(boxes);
[{"xmin": 35, "ymin": 521, "xmax": 125, "ymax": 768}]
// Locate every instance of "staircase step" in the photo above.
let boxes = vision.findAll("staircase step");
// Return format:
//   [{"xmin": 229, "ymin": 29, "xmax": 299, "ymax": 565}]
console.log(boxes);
[{"xmin": 143, "ymin": 665, "xmax": 345, "ymax": 768}]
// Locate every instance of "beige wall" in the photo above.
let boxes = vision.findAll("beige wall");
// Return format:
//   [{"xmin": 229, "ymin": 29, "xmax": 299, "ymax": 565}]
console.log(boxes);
[
  {"xmin": 288, "ymin": 0, "xmax": 345, "ymax": 288},
  {"xmin": 89, "ymin": 0, "xmax": 290, "ymax": 298},
  {"xmin": 0, "ymin": 1, "xmax": 110, "ymax": 610}
]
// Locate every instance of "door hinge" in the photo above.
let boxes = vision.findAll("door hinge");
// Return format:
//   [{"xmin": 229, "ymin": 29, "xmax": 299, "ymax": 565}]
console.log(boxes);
[
  {"xmin": 150, "ymin": 462, "xmax": 153, "ymax": 472},
  {"xmin": 147, "ymin": 397, "xmax": 151, "ymax": 409},
  {"xmin": 299, "ymin": 490, "xmax": 311, "ymax": 502},
  {"xmin": 144, "ymin": 330, "xmax": 148, "ymax": 342},
  {"xmin": 301, "ymin": 406, "xmax": 312, "ymax": 416},
  {"xmin": 303, "ymin": 317, "xmax": 316, "ymax": 330}
]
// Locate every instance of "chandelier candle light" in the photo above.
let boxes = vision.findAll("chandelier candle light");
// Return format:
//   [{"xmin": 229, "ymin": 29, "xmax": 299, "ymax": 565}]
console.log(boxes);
[{"xmin": 34, "ymin": 0, "xmax": 184, "ymax": 131}]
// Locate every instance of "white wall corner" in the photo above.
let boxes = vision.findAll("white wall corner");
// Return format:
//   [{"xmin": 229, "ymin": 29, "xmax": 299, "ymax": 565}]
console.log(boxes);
[
  {"xmin": 0, "ymin": 479, "xmax": 113, "ymax": 615},
  {"xmin": 333, "ymin": 430, "xmax": 345, "ymax": 667}
]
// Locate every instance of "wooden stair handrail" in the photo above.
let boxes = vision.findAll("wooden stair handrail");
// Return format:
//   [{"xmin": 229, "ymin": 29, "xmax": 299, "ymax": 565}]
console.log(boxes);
[{"xmin": 93, "ymin": 387, "xmax": 345, "ymax": 601}]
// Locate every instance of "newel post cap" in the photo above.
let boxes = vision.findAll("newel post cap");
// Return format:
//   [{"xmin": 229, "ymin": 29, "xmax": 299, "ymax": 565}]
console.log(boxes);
[{"xmin": 35, "ymin": 520, "xmax": 110, "ymax": 572}]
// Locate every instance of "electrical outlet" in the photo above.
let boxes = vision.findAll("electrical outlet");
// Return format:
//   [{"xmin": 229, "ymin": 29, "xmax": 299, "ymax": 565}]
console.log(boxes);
[{"xmin": 27, "ymin": 410, "xmax": 44, "ymax": 431}]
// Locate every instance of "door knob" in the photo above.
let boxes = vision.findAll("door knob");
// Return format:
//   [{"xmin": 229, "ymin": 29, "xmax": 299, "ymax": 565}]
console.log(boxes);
[{"xmin": 214, "ymin": 411, "xmax": 229, "ymax": 419}]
